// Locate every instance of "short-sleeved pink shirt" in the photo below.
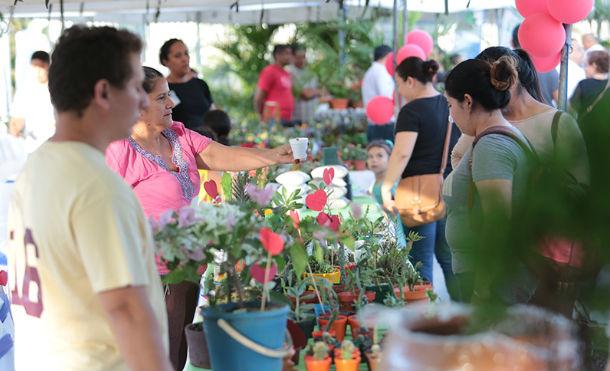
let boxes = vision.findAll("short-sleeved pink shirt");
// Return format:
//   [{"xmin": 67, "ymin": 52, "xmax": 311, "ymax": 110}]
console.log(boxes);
[{"xmin": 106, "ymin": 122, "xmax": 212, "ymax": 219}]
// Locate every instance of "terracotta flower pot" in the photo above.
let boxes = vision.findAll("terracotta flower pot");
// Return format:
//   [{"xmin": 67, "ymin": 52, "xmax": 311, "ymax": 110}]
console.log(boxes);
[
  {"xmin": 334, "ymin": 353, "xmax": 362, "ymax": 371},
  {"xmin": 365, "ymin": 283, "xmax": 393, "ymax": 304},
  {"xmin": 364, "ymin": 291, "xmax": 376, "ymax": 303},
  {"xmin": 394, "ymin": 283, "xmax": 433, "ymax": 303},
  {"xmin": 353, "ymin": 160, "xmax": 367, "ymax": 171},
  {"xmin": 338, "ymin": 291, "xmax": 356, "ymax": 312},
  {"xmin": 347, "ymin": 315, "xmax": 361, "ymax": 338},
  {"xmin": 330, "ymin": 98, "xmax": 349, "ymax": 109},
  {"xmin": 379, "ymin": 303, "xmax": 579, "ymax": 371},
  {"xmin": 304, "ymin": 355, "xmax": 332, "ymax": 371},
  {"xmin": 312, "ymin": 329, "xmax": 336, "ymax": 340},
  {"xmin": 318, "ymin": 314, "xmax": 348, "ymax": 342},
  {"xmin": 365, "ymin": 352, "xmax": 381, "ymax": 371}
]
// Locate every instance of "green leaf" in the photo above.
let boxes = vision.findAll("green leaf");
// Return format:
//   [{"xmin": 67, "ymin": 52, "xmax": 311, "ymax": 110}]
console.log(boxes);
[
  {"xmin": 221, "ymin": 172, "xmax": 233, "ymax": 202},
  {"xmin": 289, "ymin": 245, "xmax": 308, "ymax": 278},
  {"xmin": 275, "ymin": 255, "xmax": 286, "ymax": 272},
  {"xmin": 341, "ymin": 236, "xmax": 356, "ymax": 251},
  {"xmin": 313, "ymin": 241, "xmax": 324, "ymax": 264},
  {"xmin": 269, "ymin": 290, "xmax": 291, "ymax": 306}
]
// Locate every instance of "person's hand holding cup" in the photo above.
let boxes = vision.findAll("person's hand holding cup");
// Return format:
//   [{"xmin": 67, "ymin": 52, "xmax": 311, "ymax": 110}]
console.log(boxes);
[{"xmin": 289, "ymin": 137, "xmax": 309, "ymax": 164}]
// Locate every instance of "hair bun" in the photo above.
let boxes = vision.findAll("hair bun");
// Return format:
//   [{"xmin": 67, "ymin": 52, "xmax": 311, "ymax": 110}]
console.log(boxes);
[
  {"xmin": 490, "ymin": 56, "xmax": 517, "ymax": 92},
  {"xmin": 422, "ymin": 60, "xmax": 440, "ymax": 78}
]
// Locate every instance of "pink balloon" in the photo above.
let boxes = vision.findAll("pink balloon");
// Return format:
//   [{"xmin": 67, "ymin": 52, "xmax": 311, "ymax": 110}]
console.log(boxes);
[
  {"xmin": 547, "ymin": 0, "xmax": 594, "ymax": 24},
  {"xmin": 366, "ymin": 96, "xmax": 394, "ymax": 125},
  {"xmin": 515, "ymin": 0, "xmax": 548, "ymax": 17},
  {"xmin": 405, "ymin": 29, "xmax": 433, "ymax": 57},
  {"xmin": 518, "ymin": 13, "xmax": 566, "ymax": 58},
  {"xmin": 385, "ymin": 51, "xmax": 395, "ymax": 76},
  {"xmin": 531, "ymin": 52, "xmax": 561, "ymax": 72},
  {"xmin": 397, "ymin": 44, "xmax": 426, "ymax": 64}
]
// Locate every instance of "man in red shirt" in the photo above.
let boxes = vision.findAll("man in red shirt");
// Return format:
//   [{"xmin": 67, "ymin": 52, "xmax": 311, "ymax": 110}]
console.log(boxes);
[{"xmin": 254, "ymin": 44, "xmax": 295, "ymax": 126}]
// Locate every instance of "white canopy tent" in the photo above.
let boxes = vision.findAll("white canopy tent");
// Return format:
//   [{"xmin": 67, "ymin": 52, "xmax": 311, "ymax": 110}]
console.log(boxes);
[{"xmin": 2, "ymin": 0, "xmax": 516, "ymax": 24}]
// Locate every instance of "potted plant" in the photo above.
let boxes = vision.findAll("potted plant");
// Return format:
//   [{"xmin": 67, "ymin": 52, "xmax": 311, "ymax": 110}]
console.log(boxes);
[
  {"xmin": 334, "ymin": 340, "xmax": 361, "ymax": 371},
  {"xmin": 304, "ymin": 341, "xmax": 332, "ymax": 371},
  {"xmin": 352, "ymin": 146, "xmax": 368, "ymax": 171},
  {"xmin": 318, "ymin": 310, "xmax": 349, "ymax": 342},
  {"xmin": 184, "ymin": 322, "xmax": 211, "ymax": 369},
  {"xmin": 152, "ymin": 178, "xmax": 293, "ymax": 371},
  {"xmin": 392, "ymin": 232, "xmax": 434, "ymax": 303},
  {"xmin": 283, "ymin": 274, "xmax": 317, "ymax": 340}
]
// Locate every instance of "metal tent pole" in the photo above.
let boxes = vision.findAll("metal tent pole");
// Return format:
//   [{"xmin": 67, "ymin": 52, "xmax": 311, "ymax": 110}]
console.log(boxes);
[
  {"xmin": 392, "ymin": 0, "xmax": 399, "ymax": 114},
  {"xmin": 338, "ymin": 1, "xmax": 347, "ymax": 68},
  {"xmin": 403, "ymin": 0, "xmax": 408, "ymax": 37},
  {"xmin": 557, "ymin": 24, "xmax": 572, "ymax": 111}
]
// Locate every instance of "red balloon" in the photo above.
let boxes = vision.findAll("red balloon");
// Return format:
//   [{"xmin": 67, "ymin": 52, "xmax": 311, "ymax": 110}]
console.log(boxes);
[
  {"xmin": 397, "ymin": 44, "xmax": 426, "ymax": 64},
  {"xmin": 385, "ymin": 51, "xmax": 395, "ymax": 76},
  {"xmin": 515, "ymin": 0, "xmax": 547, "ymax": 17},
  {"xmin": 405, "ymin": 29, "xmax": 434, "ymax": 57},
  {"xmin": 518, "ymin": 13, "xmax": 566, "ymax": 58},
  {"xmin": 531, "ymin": 52, "xmax": 561, "ymax": 72},
  {"xmin": 547, "ymin": 0, "xmax": 594, "ymax": 24},
  {"xmin": 366, "ymin": 96, "xmax": 394, "ymax": 125}
]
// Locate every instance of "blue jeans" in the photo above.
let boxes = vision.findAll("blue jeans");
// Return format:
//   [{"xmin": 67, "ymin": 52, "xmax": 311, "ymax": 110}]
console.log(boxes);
[
  {"xmin": 403, "ymin": 218, "xmax": 454, "ymax": 288},
  {"xmin": 367, "ymin": 123, "xmax": 395, "ymax": 143}
]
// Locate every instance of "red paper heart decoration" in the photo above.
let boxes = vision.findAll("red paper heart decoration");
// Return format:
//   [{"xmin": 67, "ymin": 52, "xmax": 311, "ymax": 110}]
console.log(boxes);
[
  {"xmin": 250, "ymin": 261, "xmax": 278, "ymax": 283},
  {"xmin": 316, "ymin": 212, "xmax": 341, "ymax": 232},
  {"xmin": 305, "ymin": 190, "xmax": 327, "ymax": 211},
  {"xmin": 316, "ymin": 212, "xmax": 331, "ymax": 226},
  {"xmin": 259, "ymin": 227, "xmax": 285, "ymax": 256},
  {"xmin": 204, "ymin": 180, "xmax": 219, "ymax": 200},
  {"xmin": 328, "ymin": 215, "xmax": 341, "ymax": 232},
  {"xmin": 323, "ymin": 167, "xmax": 335, "ymax": 186}
]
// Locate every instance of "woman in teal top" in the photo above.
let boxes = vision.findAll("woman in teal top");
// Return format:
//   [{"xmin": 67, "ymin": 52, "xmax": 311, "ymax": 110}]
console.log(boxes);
[{"xmin": 367, "ymin": 140, "xmax": 406, "ymax": 246}]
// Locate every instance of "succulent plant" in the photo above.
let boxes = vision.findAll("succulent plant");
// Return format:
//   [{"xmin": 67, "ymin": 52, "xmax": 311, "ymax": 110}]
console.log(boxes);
[
  {"xmin": 312, "ymin": 341, "xmax": 329, "ymax": 360},
  {"xmin": 340, "ymin": 339, "xmax": 356, "ymax": 360},
  {"xmin": 370, "ymin": 344, "xmax": 381, "ymax": 358}
]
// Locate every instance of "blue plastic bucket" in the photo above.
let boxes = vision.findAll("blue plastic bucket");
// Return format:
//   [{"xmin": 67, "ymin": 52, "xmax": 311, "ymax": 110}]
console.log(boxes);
[{"xmin": 203, "ymin": 301, "xmax": 289, "ymax": 371}]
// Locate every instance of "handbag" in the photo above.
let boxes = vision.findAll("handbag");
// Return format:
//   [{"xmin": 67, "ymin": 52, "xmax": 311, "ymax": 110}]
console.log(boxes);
[{"xmin": 395, "ymin": 118, "xmax": 452, "ymax": 227}]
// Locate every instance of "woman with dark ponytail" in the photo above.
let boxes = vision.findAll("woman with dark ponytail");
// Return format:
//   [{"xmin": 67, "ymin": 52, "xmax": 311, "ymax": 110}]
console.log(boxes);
[
  {"xmin": 381, "ymin": 57, "xmax": 458, "ymax": 292},
  {"xmin": 443, "ymin": 57, "xmax": 534, "ymax": 302}
]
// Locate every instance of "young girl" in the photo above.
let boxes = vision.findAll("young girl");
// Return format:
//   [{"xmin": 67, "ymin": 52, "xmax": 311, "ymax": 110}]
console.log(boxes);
[{"xmin": 367, "ymin": 140, "xmax": 406, "ymax": 247}]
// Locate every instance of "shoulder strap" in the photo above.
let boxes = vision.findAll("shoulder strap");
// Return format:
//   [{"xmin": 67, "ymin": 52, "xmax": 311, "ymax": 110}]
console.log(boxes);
[
  {"xmin": 551, "ymin": 111, "xmax": 563, "ymax": 145},
  {"xmin": 467, "ymin": 126, "xmax": 536, "ymax": 210},
  {"xmin": 439, "ymin": 118, "xmax": 453, "ymax": 175},
  {"xmin": 473, "ymin": 125, "xmax": 537, "ymax": 161}
]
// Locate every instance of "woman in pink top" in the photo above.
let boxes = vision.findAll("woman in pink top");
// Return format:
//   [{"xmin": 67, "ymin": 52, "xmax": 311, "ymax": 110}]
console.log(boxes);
[{"xmin": 106, "ymin": 67, "xmax": 293, "ymax": 370}]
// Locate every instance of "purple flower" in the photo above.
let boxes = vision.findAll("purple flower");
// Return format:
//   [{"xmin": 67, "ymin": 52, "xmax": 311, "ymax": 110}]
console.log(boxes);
[
  {"xmin": 245, "ymin": 183, "xmax": 275, "ymax": 207},
  {"xmin": 225, "ymin": 213, "xmax": 237, "ymax": 230},
  {"xmin": 350, "ymin": 203, "xmax": 363, "ymax": 219},
  {"xmin": 158, "ymin": 209, "xmax": 175, "ymax": 230},
  {"xmin": 178, "ymin": 206, "xmax": 197, "ymax": 228}
]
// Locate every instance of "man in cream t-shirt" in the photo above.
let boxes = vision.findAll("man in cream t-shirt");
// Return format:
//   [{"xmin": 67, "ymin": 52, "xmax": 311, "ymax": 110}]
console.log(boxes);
[{"xmin": 7, "ymin": 26, "xmax": 172, "ymax": 371}]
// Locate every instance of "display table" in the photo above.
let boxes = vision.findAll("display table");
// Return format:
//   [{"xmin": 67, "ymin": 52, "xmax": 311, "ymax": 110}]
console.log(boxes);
[{"xmin": 185, "ymin": 195, "xmax": 384, "ymax": 371}]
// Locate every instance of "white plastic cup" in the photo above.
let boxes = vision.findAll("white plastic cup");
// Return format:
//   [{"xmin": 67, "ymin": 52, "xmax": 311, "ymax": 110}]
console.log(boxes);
[{"xmin": 289, "ymin": 137, "xmax": 309, "ymax": 161}]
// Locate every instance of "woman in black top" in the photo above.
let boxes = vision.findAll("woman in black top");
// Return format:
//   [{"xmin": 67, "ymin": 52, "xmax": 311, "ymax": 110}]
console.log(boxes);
[
  {"xmin": 381, "ymin": 57, "xmax": 459, "ymax": 290},
  {"xmin": 160, "ymin": 39, "xmax": 215, "ymax": 130},
  {"xmin": 570, "ymin": 50, "xmax": 609, "ymax": 119}
]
